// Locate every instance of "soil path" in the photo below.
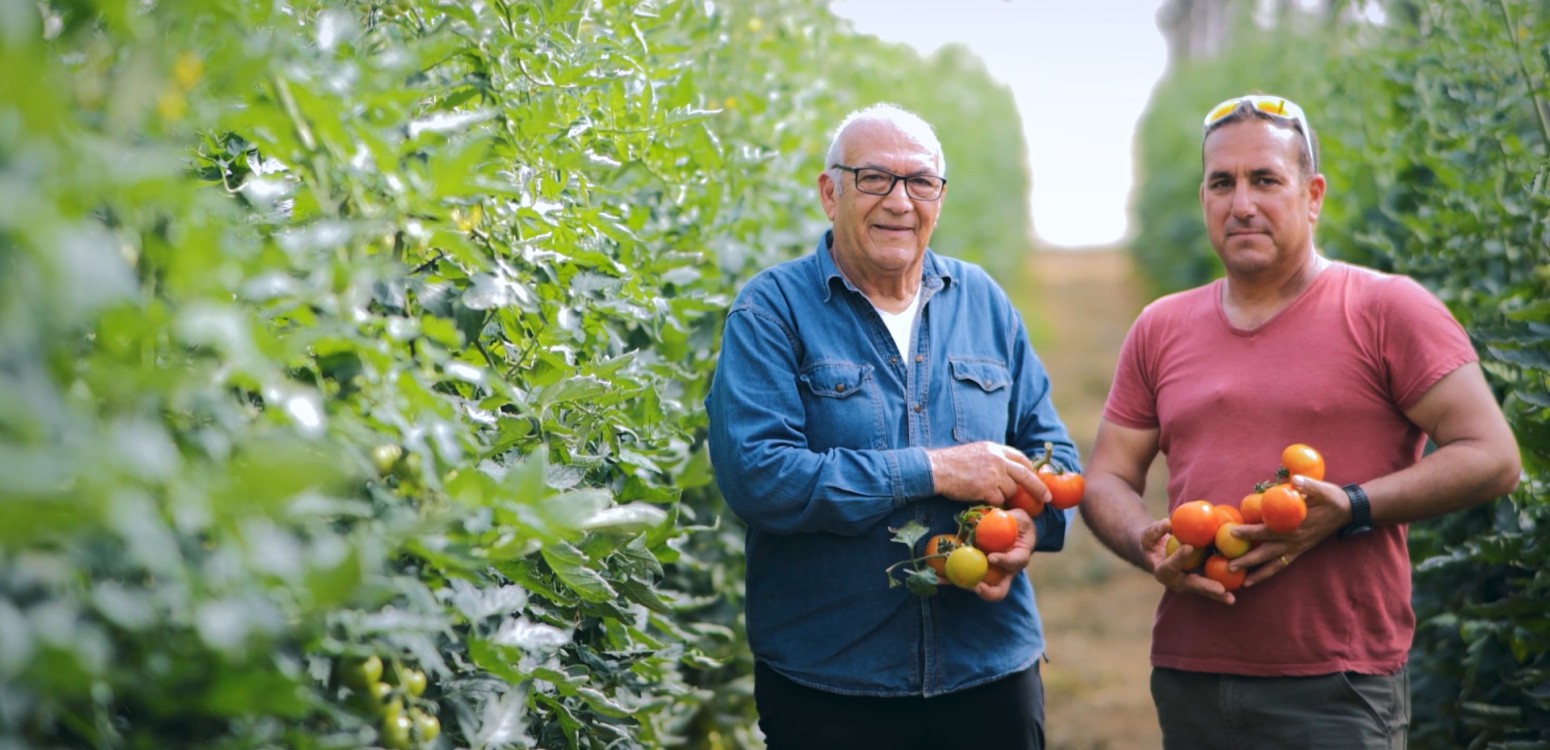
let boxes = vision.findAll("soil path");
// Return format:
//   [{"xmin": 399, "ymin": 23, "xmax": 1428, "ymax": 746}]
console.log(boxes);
[{"xmin": 1018, "ymin": 247, "xmax": 1170, "ymax": 750}]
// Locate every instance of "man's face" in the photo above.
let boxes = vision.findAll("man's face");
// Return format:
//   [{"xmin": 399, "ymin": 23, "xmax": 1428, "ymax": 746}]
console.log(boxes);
[
  {"xmin": 818, "ymin": 120, "xmax": 945, "ymax": 278},
  {"xmin": 1200, "ymin": 118, "xmax": 1325, "ymax": 279}
]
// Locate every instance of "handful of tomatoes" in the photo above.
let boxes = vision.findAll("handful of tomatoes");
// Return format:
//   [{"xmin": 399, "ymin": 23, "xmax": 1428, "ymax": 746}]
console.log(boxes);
[
  {"xmin": 1162, "ymin": 443, "xmax": 1323, "ymax": 592},
  {"xmin": 885, "ymin": 505, "xmax": 1023, "ymax": 596}
]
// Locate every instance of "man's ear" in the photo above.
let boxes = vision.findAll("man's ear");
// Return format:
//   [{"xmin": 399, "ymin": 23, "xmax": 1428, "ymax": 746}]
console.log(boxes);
[{"xmin": 818, "ymin": 171, "xmax": 838, "ymax": 221}]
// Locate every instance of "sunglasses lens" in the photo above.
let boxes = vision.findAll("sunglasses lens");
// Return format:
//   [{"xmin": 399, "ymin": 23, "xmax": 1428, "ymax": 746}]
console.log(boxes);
[
  {"xmin": 1254, "ymin": 98, "xmax": 1288, "ymax": 116},
  {"xmin": 1205, "ymin": 101, "xmax": 1237, "ymax": 124}
]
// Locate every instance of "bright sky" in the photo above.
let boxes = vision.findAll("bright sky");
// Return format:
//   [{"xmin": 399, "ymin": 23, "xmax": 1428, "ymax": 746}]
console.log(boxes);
[{"xmin": 828, "ymin": 0, "xmax": 1169, "ymax": 249}]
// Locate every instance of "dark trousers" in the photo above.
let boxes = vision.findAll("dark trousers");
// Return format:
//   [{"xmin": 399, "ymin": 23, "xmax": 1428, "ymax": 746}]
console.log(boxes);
[
  {"xmin": 1152, "ymin": 666, "xmax": 1409, "ymax": 750},
  {"xmin": 754, "ymin": 660, "xmax": 1045, "ymax": 750}
]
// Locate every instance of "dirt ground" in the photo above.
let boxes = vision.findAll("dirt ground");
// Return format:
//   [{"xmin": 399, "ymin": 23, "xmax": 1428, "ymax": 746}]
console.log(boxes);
[{"xmin": 1017, "ymin": 247, "xmax": 1171, "ymax": 750}]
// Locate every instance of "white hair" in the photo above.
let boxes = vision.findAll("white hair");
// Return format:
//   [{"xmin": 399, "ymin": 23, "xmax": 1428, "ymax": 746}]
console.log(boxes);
[{"xmin": 823, "ymin": 103, "xmax": 946, "ymax": 185}]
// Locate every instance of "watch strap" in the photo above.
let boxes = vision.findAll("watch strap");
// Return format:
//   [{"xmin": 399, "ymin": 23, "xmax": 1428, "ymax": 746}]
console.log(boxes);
[{"xmin": 1339, "ymin": 483, "xmax": 1373, "ymax": 538}]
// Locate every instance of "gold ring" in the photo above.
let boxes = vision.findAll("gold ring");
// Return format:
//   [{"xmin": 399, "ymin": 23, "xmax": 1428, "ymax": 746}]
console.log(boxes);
[{"xmin": 1280, "ymin": 555, "xmax": 1291, "ymax": 566}]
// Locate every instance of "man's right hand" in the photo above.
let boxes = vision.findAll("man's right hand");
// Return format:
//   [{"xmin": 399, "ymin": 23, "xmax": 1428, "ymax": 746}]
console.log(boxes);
[{"xmin": 926, "ymin": 441, "xmax": 1050, "ymax": 508}]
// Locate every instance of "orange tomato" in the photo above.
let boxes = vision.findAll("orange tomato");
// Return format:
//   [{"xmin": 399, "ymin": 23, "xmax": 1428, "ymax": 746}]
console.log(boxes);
[
  {"xmin": 1213, "ymin": 521, "xmax": 1251, "ymax": 558},
  {"xmin": 1260, "ymin": 484, "xmax": 1308, "ymax": 533},
  {"xmin": 1240, "ymin": 491, "xmax": 1264, "ymax": 525},
  {"xmin": 971, "ymin": 507, "xmax": 1018, "ymax": 554},
  {"xmin": 1170, "ymin": 500, "xmax": 1221, "ymax": 548},
  {"xmin": 924, "ymin": 533, "xmax": 961, "ymax": 576},
  {"xmin": 1212, "ymin": 504, "xmax": 1244, "ymax": 525},
  {"xmin": 1281, "ymin": 443, "xmax": 1325, "ymax": 482},
  {"xmin": 1204, "ymin": 554, "xmax": 1246, "ymax": 591}
]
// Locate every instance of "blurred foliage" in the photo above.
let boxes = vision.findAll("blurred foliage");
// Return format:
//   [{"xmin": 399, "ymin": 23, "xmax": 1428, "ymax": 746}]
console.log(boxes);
[
  {"xmin": 1130, "ymin": 1, "xmax": 1549, "ymax": 746},
  {"xmin": 0, "ymin": 0, "xmax": 1031, "ymax": 748}
]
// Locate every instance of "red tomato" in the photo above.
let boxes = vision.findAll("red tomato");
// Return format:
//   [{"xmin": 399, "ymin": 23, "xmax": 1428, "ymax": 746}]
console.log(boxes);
[
  {"xmin": 1006, "ymin": 486, "xmax": 1046, "ymax": 517},
  {"xmin": 971, "ymin": 508, "xmax": 1018, "ymax": 554},
  {"xmin": 1038, "ymin": 465, "xmax": 1085, "ymax": 510},
  {"xmin": 1170, "ymin": 500, "xmax": 1221, "ymax": 548},
  {"xmin": 1204, "ymin": 554, "xmax": 1246, "ymax": 591}
]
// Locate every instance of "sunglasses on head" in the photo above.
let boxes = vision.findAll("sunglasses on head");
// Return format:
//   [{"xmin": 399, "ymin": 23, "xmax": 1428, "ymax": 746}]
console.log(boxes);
[{"xmin": 1202, "ymin": 94, "xmax": 1316, "ymax": 169}]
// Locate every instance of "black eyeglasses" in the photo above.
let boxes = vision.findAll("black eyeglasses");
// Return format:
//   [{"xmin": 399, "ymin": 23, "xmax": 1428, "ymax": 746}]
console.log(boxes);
[{"xmin": 831, "ymin": 165, "xmax": 947, "ymax": 201}]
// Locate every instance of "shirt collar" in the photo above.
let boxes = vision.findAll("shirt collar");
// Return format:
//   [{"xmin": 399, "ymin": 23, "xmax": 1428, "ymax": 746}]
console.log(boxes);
[{"xmin": 817, "ymin": 230, "xmax": 952, "ymax": 303}]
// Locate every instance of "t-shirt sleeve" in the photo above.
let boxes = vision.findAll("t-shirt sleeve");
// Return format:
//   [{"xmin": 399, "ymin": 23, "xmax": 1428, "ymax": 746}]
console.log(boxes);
[
  {"xmin": 1103, "ymin": 310, "xmax": 1160, "ymax": 430},
  {"xmin": 1377, "ymin": 276, "xmax": 1478, "ymax": 410}
]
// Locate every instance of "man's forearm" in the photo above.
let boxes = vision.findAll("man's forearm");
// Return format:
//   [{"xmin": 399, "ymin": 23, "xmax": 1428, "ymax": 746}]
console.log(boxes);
[{"xmin": 1078, "ymin": 477, "xmax": 1157, "ymax": 572}]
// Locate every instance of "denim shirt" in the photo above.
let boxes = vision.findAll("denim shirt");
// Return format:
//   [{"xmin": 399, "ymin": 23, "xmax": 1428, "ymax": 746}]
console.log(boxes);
[{"xmin": 705, "ymin": 232, "xmax": 1079, "ymax": 697}]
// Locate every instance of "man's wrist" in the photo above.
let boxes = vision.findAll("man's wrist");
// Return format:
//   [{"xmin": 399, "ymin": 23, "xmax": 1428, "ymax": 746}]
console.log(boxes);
[{"xmin": 1339, "ymin": 483, "xmax": 1373, "ymax": 538}]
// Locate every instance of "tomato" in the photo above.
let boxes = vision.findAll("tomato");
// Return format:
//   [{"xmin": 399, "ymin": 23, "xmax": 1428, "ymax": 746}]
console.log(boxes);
[
  {"xmin": 1169, "ymin": 500, "xmax": 1220, "ymax": 548},
  {"xmin": 923, "ymin": 533, "xmax": 961, "ymax": 576},
  {"xmin": 1213, "ymin": 521, "xmax": 1251, "ymax": 559},
  {"xmin": 400, "ymin": 668, "xmax": 427, "ymax": 698},
  {"xmin": 982, "ymin": 565, "xmax": 1009, "ymax": 587},
  {"xmin": 1006, "ymin": 486, "xmax": 1046, "ymax": 517},
  {"xmin": 1038, "ymin": 464, "xmax": 1085, "ymax": 510},
  {"xmin": 342, "ymin": 654, "xmax": 384, "ymax": 688},
  {"xmin": 1163, "ymin": 533, "xmax": 1207, "ymax": 571},
  {"xmin": 370, "ymin": 444, "xmax": 403, "ymax": 474},
  {"xmin": 1260, "ymin": 483, "xmax": 1308, "ymax": 533},
  {"xmin": 945, "ymin": 546, "xmax": 989, "ymax": 589},
  {"xmin": 1203, "ymin": 554, "xmax": 1246, "ymax": 591},
  {"xmin": 1239, "ymin": 491, "xmax": 1264, "ymax": 525},
  {"xmin": 970, "ymin": 508, "xmax": 1017, "ymax": 553},
  {"xmin": 412, "ymin": 709, "xmax": 441, "ymax": 743},
  {"xmin": 1281, "ymin": 443, "xmax": 1325, "ymax": 481},
  {"xmin": 381, "ymin": 711, "xmax": 414, "ymax": 750},
  {"xmin": 1211, "ymin": 504, "xmax": 1243, "ymax": 525}
]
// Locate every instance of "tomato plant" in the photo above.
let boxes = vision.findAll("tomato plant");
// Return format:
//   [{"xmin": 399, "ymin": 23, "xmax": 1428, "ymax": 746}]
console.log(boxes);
[
  {"xmin": 1280, "ymin": 443, "xmax": 1325, "ymax": 482},
  {"xmin": 1169, "ymin": 500, "xmax": 1221, "ymax": 548},
  {"xmin": 1260, "ymin": 484, "xmax": 1308, "ymax": 533}
]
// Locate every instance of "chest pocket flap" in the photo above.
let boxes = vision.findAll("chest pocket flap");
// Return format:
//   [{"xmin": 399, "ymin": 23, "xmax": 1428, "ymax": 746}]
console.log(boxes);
[
  {"xmin": 950, "ymin": 359, "xmax": 1011, "ymax": 393},
  {"xmin": 800, "ymin": 362, "xmax": 869, "ymax": 398}
]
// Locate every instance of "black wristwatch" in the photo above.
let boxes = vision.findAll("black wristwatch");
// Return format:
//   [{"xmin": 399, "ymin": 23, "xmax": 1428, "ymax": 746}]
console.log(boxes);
[{"xmin": 1339, "ymin": 483, "xmax": 1373, "ymax": 538}]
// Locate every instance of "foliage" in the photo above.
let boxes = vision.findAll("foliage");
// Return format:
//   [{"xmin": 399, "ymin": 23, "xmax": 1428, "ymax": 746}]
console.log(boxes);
[
  {"xmin": 1129, "ymin": 1, "xmax": 1549, "ymax": 746},
  {"xmin": 0, "ymin": 0, "xmax": 1032, "ymax": 748}
]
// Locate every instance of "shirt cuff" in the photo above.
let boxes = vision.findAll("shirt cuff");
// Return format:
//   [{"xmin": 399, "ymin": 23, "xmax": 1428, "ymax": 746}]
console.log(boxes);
[{"xmin": 892, "ymin": 447, "xmax": 936, "ymax": 509}]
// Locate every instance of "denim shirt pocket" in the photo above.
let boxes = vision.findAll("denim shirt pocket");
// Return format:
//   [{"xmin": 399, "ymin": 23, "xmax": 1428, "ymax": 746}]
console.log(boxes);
[
  {"xmin": 798, "ymin": 361, "xmax": 882, "ymax": 451},
  {"xmin": 949, "ymin": 357, "xmax": 1012, "ymax": 443}
]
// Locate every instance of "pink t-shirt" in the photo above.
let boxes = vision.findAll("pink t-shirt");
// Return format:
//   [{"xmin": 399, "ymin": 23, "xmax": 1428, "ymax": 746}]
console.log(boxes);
[{"xmin": 1104, "ymin": 261, "xmax": 1476, "ymax": 676}]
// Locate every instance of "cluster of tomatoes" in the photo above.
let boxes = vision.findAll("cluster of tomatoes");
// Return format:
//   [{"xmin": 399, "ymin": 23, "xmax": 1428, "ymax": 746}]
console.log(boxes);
[
  {"xmin": 1162, "ymin": 443, "xmax": 1324, "ymax": 592},
  {"xmin": 338, "ymin": 654, "xmax": 441, "ymax": 749},
  {"xmin": 887, "ymin": 444, "xmax": 1086, "ymax": 595}
]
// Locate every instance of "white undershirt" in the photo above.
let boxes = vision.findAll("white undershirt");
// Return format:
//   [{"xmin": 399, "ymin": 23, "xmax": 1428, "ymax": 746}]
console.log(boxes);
[{"xmin": 873, "ymin": 287, "xmax": 922, "ymax": 357}]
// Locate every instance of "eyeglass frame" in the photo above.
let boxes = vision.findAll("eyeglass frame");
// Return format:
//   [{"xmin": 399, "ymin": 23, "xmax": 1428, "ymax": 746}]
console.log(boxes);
[
  {"xmin": 1201, "ymin": 95, "xmax": 1317, "ymax": 173},
  {"xmin": 830, "ymin": 164, "xmax": 948, "ymax": 201}
]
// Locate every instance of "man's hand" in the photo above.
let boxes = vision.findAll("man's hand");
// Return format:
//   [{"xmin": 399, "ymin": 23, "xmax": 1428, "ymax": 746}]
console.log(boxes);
[
  {"xmin": 972, "ymin": 507, "xmax": 1037, "ymax": 602},
  {"xmin": 1145, "ymin": 517, "xmax": 1239, "ymax": 605},
  {"xmin": 927, "ymin": 441, "xmax": 1051, "ymax": 508}
]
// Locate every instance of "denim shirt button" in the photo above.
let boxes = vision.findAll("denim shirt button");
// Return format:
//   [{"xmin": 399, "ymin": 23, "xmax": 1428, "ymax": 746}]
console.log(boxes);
[
  {"xmin": 836, "ymin": 384, "xmax": 846, "ymax": 393},
  {"xmin": 914, "ymin": 354, "xmax": 924, "ymax": 363},
  {"xmin": 913, "ymin": 403, "xmax": 923, "ymax": 413}
]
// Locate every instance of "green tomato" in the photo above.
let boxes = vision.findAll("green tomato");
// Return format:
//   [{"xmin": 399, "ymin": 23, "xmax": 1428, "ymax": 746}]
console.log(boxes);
[
  {"xmin": 944, "ymin": 546, "xmax": 988, "ymax": 589},
  {"xmin": 401, "ymin": 668, "xmax": 427, "ymax": 697},
  {"xmin": 370, "ymin": 444, "xmax": 403, "ymax": 474},
  {"xmin": 381, "ymin": 711, "xmax": 414, "ymax": 750},
  {"xmin": 412, "ymin": 709, "xmax": 441, "ymax": 743},
  {"xmin": 343, "ymin": 655, "xmax": 384, "ymax": 688}
]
